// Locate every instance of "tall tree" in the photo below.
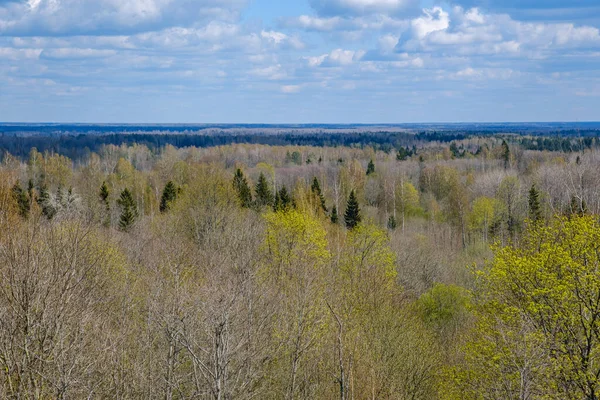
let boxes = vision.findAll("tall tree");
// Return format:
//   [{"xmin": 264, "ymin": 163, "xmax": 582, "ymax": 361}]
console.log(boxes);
[
  {"xmin": 117, "ymin": 188, "xmax": 138, "ymax": 231},
  {"xmin": 100, "ymin": 181, "xmax": 110, "ymax": 210},
  {"xmin": 279, "ymin": 185, "xmax": 292, "ymax": 210},
  {"xmin": 254, "ymin": 172, "xmax": 274, "ymax": 208},
  {"xmin": 366, "ymin": 160, "xmax": 376, "ymax": 176},
  {"xmin": 344, "ymin": 190, "xmax": 361, "ymax": 230},
  {"xmin": 159, "ymin": 181, "xmax": 178, "ymax": 213},
  {"xmin": 311, "ymin": 177, "xmax": 327, "ymax": 212},
  {"xmin": 11, "ymin": 182, "xmax": 30, "ymax": 219},
  {"xmin": 331, "ymin": 205, "xmax": 339, "ymax": 224},
  {"xmin": 528, "ymin": 184, "xmax": 542, "ymax": 223},
  {"xmin": 232, "ymin": 169, "xmax": 252, "ymax": 208},
  {"xmin": 454, "ymin": 216, "xmax": 600, "ymax": 399},
  {"xmin": 501, "ymin": 140, "xmax": 511, "ymax": 170}
]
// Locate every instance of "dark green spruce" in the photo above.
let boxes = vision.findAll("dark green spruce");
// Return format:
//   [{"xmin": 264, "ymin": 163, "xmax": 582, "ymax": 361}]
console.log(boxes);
[
  {"xmin": 330, "ymin": 205, "xmax": 339, "ymax": 224},
  {"xmin": 233, "ymin": 169, "xmax": 253, "ymax": 208},
  {"xmin": 311, "ymin": 177, "xmax": 327, "ymax": 212},
  {"xmin": 11, "ymin": 182, "xmax": 30, "ymax": 219},
  {"xmin": 528, "ymin": 185, "xmax": 542, "ymax": 223},
  {"xmin": 117, "ymin": 188, "xmax": 138, "ymax": 231},
  {"xmin": 254, "ymin": 172, "xmax": 274, "ymax": 208},
  {"xmin": 344, "ymin": 190, "xmax": 361, "ymax": 230},
  {"xmin": 160, "ymin": 181, "xmax": 178, "ymax": 213},
  {"xmin": 366, "ymin": 160, "xmax": 376, "ymax": 176}
]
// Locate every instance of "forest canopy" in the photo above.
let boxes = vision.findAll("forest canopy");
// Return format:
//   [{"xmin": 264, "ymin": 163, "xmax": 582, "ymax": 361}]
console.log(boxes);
[{"xmin": 1, "ymin": 135, "xmax": 600, "ymax": 398}]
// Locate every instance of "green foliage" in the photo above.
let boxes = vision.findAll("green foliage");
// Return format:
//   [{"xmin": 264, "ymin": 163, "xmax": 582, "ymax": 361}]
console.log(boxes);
[
  {"xmin": 285, "ymin": 150, "xmax": 302, "ymax": 165},
  {"xmin": 344, "ymin": 190, "xmax": 361, "ymax": 230},
  {"xmin": 100, "ymin": 181, "xmax": 110, "ymax": 206},
  {"xmin": 273, "ymin": 185, "xmax": 292, "ymax": 212},
  {"xmin": 159, "ymin": 181, "xmax": 178, "ymax": 213},
  {"xmin": 366, "ymin": 159, "xmax": 375, "ymax": 176},
  {"xmin": 117, "ymin": 188, "xmax": 138, "ymax": 231},
  {"xmin": 528, "ymin": 184, "xmax": 542, "ymax": 223},
  {"xmin": 330, "ymin": 205, "xmax": 339, "ymax": 224},
  {"xmin": 387, "ymin": 215, "xmax": 397, "ymax": 230},
  {"xmin": 396, "ymin": 146, "xmax": 414, "ymax": 161},
  {"xmin": 419, "ymin": 283, "xmax": 469, "ymax": 330},
  {"xmin": 501, "ymin": 140, "xmax": 510, "ymax": 169},
  {"xmin": 263, "ymin": 209, "xmax": 330, "ymax": 278},
  {"xmin": 453, "ymin": 216, "xmax": 600, "ymax": 399},
  {"xmin": 11, "ymin": 182, "xmax": 30, "ymax": 219},
  {"xmin": 311, "ymin": 177, "xmax": 327, "ymax": 213},
  {"xmin": 232, "ymin": 168, "xmax": 253, "ymax": 208},
  {"xmin": 254, "ymin": 172, "xmax": 274, "ymax": 209}
]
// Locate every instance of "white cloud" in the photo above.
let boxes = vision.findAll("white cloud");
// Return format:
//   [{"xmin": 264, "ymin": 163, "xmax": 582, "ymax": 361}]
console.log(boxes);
[
  {"xmin": 399, "ymin": 6, "xmax": 600, "ymax": 54},
  {"xmin": 411, "ymin": 7, "xmax": 449, "ymax": 39},
  {"xmin": 0, "ymin": 47, "xmax": 42, "ymax": 60},
  {"xmin": 281, "ymin": 85, "xmax": 301, "ymax": 93},
  {"xmin": 251, "ymin": 64, "xmax": 288, "ymax": 80},
  {"xmin": 0, "ymin": 0, "xmax": 247, "ymax": 35},
  {"xmin": 306, "ymin": 48, "xmax": 365, "ymax": 67}
]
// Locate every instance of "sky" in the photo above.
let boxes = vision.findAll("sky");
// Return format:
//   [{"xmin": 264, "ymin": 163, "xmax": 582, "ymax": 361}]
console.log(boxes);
[{"xmin": 0, "ymin": 0, "xmax": 599, "ymax": 123}]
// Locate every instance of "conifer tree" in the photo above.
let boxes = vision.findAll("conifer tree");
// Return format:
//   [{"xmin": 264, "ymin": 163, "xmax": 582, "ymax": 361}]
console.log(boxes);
[
  {"xmin": 366, "ymin": 159, "xmax": 376, "ymax": 176},
  {"xmin": 331, "ymin": 205, "xmax": 339, "ymax": 224},
  {"xmin": 117, "ymin": 188, "xmax": 138, "ymax": 231},
  {"xmin": 528, "ymin": 184, "xmax": 542, "ymax": 223},
  {"xmin": 11, "ymin": 182, "xmax": 30, "ymax": 218},
  {"xmin": 254, "ymin": 172, "xmax": 274, "ymax": 208},
  {"xmin": 37, "ymin": 184, "xmax": 56, "ymax": 220},
  {"xmin": 501, "ymin": 140, "xmax": 511, "ymax": 170},
  {"xmin": 160, "ymin": 181, "xmax": 178, "ymax": 213},
  {"xmin": 279, "ymin": 186, "xmax": 292, "ymax": 210},
  {"xmin": 344, "ymin": 190, "xmax": 361, "ymax": 230},
  {"xmin": 311, "ymin": 177, "xmax": 327, "ymax": 212},
  {"xmin": 100, "ymin": 182, "xmax": 110, "ymax": 209},
  {"xmin": 233, "ymin": 169, "xmax": 252, "ymax": 208}
]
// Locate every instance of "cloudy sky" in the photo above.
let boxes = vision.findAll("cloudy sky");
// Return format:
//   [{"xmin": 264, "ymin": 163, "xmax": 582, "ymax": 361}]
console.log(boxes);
[{"xmin": 1, "ymin": 0, "xmax": 599, "ymax": 123}]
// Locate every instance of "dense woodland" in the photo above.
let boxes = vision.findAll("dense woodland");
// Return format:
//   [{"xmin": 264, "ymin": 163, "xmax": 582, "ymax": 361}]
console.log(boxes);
[{"xmin": 2, "ymin": 136, "xmax": 600, "ymax": 399}]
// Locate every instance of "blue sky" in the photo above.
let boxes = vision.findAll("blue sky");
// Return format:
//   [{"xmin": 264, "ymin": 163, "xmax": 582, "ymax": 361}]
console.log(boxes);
[{"xmin": 0, "ymin": 0, "xmax": 599, "ymax": 123}]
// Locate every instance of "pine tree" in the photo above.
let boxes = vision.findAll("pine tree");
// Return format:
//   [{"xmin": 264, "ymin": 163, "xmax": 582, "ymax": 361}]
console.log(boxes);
[
  {"xmin": 330, "ymin": 205, "xmax": 339, "ymax": 224},
  {"xmin": 311, "ymin": 177, "xmax": 327, "ymax": 212},
  {"xmin": 279, "ymin": 186, "xmax": 292, "ymax": 210},
  {"xmin": 528, "ymin": 185, "xmax": 542, "ymax": 223},
  {"xmin": 366, "ymin": 160, "xmax": 376, "ymax": 176},
  {"xmin": 254, "ymin": 172, "xmax": 274, "ymax": 208},
  {"xmin": 117, "ymin": 188, "xmax": 138, "ymax": 231},
  {"xmin": 344, "ymin": 190, "xmax": 361, "ymax": 230},
  {"xmin": 232, "ymin": 169, "xmax": 252, "ymax": 208},
  {"xmin": 37, "ymin": 184, "xmax": 56, "ymax": 220},
  {"xmin": 100, "ymin": 182, "xmax": 110, "ymax": 209},
  {"xmin": 501, "ymin": 140, "xmax": 511, "ymax": 170},
  {"xmin": 11, "ymin": 182, "xmax": 30, "ymax": 218},
  {"xmin": 160, "ymin": 181, "xmax": 178, "ymax": 213}
]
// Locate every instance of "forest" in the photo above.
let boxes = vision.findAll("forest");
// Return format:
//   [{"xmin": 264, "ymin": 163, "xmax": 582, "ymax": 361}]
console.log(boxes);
[{"xmin": 2, "ymin": 135, "xmax": 600, "ymax": 399}]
